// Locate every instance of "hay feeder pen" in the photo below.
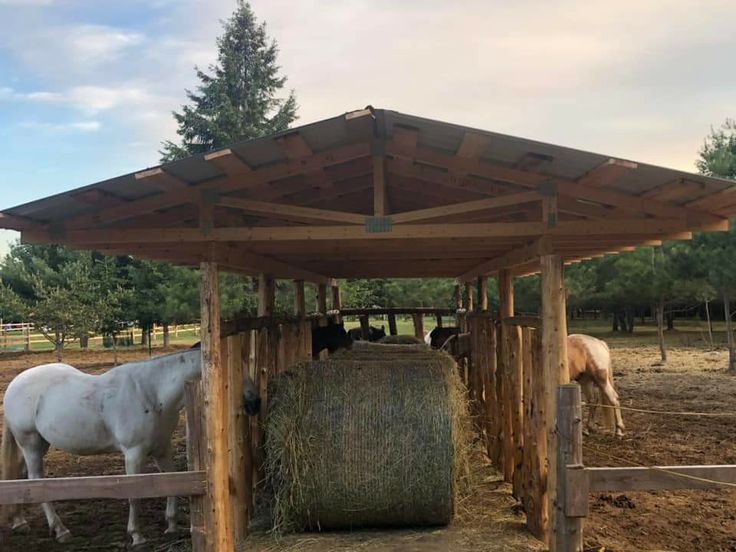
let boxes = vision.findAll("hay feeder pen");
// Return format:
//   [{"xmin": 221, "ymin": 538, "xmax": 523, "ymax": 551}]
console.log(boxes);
[{"xmin": 2, "ymin": 107, "xmax": 736, "ymax": 552}]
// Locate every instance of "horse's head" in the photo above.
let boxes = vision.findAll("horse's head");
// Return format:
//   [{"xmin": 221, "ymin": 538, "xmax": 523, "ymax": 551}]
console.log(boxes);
[{"xmin": 370, "ymin": 325, "xmax": 386, "ymax": 342}]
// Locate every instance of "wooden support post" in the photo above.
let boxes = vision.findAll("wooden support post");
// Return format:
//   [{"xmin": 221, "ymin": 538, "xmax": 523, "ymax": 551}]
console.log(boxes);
[
  {"xmin": 199, "ymin": 260, "xmax": 233, "ymax": 552},
  {"xmin": 388, "ymin": 314, "xmax": 398, "ymax": 336},
  {"xmin": 477, "ymin": 275, "xmax": 488, "ymax": 311},
  {"xmin": 316, "ymin": 283, "xmax": 328, "ymax": 314},
  {"xmin": 510, "ymin": 324, "xmax": 524, "ymax": 500},
  {"xmin": 359, "ymin": 315, "xmax": 371, "ymax": 340},
  {"xmin": 436, "ymin": 313, "xmax": 443, "ymax": 328},
  {"xmin": 226, "ymin": 335, "xmax": 249, "ymax": 542},
  {"xmin": 258, "ymin": 273, "xmax": 275, "ymax": 317},
  {"xmin": 331, "ymin": 282, "xmax": 342, "ymax": 323},
  {"xmin": 293, "ymin": 280, "xmax": 306, "ymax": 317},
  {"xmin": 412, "ymin": 313, "xmax": 425, "ymax": 340},
  {"xmin": 498, "ymin": 269, "xmax": 514, "ymax": 482},
  {"xmin": 556, "ymin": 384, "xmax": 584, "ymax": 552},
  {"xmin": 24, "ymin": 325, "xmax": 31, "ymax": 352},
  {"xmin": 541, "ymin": 254, "xmax": 570, "ymax": 551},
  {"xmin": 483, "ymin": 319, "xmax": 499, "ymax": 463},
  {"xmin": 454, "ymin": 283, "xmax": 463, "ymax": 328},
  {"xmin": 185, "ymin": 381, "xmax": 206, "ymax": 551},
  {"xmin": 465, "ymin": 282, "xmax": 474, "ymax": 312}
]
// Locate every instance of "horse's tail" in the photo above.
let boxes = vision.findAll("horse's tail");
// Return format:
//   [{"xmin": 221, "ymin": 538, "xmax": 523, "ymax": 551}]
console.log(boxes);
[
  {"xmin": 600, "ymin": 359, "xmax": 618, "ymax": 431},
  {"xmin": 1, "ymin": 415, "xmax": 25, "ymax": 525}
]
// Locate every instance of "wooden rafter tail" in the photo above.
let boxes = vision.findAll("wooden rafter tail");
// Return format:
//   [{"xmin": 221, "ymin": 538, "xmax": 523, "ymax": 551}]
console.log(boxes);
[
  {"xmin": 135, "ymin": 167, "xmax": 189, "ymax": 192},
  {"xmin": 0, "ymin": 212, "xmax": 45, "ymax": 231},
  {"xmin": 204, "ymin": 149, "xmax": 252, "ymax": 176},
  {"xmin": 576, "ymin": 158, "xmax": 637, "ymax": 188}
]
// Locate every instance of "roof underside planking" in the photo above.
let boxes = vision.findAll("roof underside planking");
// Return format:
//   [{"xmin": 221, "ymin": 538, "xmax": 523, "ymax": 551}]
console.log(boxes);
[{"xmin": 2, "ymin": 107, "xmax": 735, "ymax": 283}]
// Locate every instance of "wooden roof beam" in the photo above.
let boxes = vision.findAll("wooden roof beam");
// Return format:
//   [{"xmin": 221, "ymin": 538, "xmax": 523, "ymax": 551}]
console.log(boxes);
[
  {"xmin": 457, "ymin": 236, "xmax": 554, "ymax": 282},
  {"xmin": 204, "ymin": 149, "xmax": 252, "ymax": 177},
  {"xmin": 135, "ymin": 168, "xmax": 189, "ymax": 192},
  {"xmin": 217, "ymin": 197, "xmax": 365, "ymax": 225},
  {"xmin": 215, "ymin": 245, "xmax": 331, "ymax": 284},
  {"xmin": 390, "ymin": 191, "xmax": 540, "ymax": 224}
]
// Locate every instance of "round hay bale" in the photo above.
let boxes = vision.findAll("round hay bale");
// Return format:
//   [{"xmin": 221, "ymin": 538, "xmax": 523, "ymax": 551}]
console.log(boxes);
[
  {"xmin": 266, "ymin": 355, "xmax": 470, "ymax": 532},
  {"xmin": 378, "ymin": 334, "xmax": 424, "ymax": 345}
]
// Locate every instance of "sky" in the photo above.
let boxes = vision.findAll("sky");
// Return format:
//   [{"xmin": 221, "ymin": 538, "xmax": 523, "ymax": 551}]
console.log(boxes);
[{"xmin": 0, "ymin": 0, "xmax": 735, "ymax": 255}]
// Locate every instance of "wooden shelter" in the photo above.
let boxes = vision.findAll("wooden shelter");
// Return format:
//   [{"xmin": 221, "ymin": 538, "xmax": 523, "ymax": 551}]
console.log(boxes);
[{"xmin": 2, "ymin": 107, "xmax": 736, "ymax": 552}]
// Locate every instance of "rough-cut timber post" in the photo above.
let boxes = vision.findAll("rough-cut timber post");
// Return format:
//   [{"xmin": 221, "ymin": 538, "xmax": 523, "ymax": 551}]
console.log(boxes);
[
  {"xmin": 510, "ymin": 324, "xmax": 524, "ymax": 499},
  {"xmin": 477, "ymin": 275, "xmax": 488, "ymax": 311},
  {"xmin": 412, "ymin": 313, "xmax": 425, "ymax": 340},
  {"xmin": 226, "ymin": 335, "xmax": 248, "ymax": 542},
  {"xmin": 541, "ymin": 254, "xmax": 571, "ymax": 551},
  {"xmin": 258, "ymin": 273, "xmax": 275, "ymax": 317},
  {"xmin": 498, "ymin": 269, "xmax": 514, "ymax": 483},
  {"xmin": 317, "ymin": 283, "xmax": 328, "ymax": 314},
  {"xmin": 293, "ymin": 280, "xmax": 306, "ymax": 317},
  {"xmin": 200, "ymin": 260, "xmax": 233, "ymax": 552},
  {"xmin": 436, "ymin": 313, "xmax": 443, "ymax": 328},
  {"xmin": 331, "ymin": 282, "xmax": 342, "ymax": 322},
  {"xmin": 454, "ymin": 283, "xmax": 463, "ymax": 329},
  {"xmin": 359, "ymin": 315, "xmax": 371, "ymax": 340},
  {"xmin": 465, "ymin": 282, "xmax": 474, "ymax": 312},
  {"xmin": 556, "ymin": 384, "xmax": 584, "ymax": 552},
  {"xmin": 185, "ymin": 382, "xmax": 206, "ymax": 551},
  {"xmin": 388, "ymin": 314, "xmax": 398, "ymax": 335}
]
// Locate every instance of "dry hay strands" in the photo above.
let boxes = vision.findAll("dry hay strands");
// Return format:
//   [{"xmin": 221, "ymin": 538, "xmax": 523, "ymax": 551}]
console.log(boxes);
[
  {"xmin": 378, "ymin": 334, "xmax": 425, "ymax": 345},
  {"xmin": 333, "ymin": 341, "xmax": 435, "ymax": 359},
  {"xmin": 266, "ymin": 355, "xmax": 471, "ymax": 533}
]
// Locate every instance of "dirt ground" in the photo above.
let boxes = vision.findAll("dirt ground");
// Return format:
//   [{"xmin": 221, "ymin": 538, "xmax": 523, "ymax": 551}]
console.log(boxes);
[{"xmin": 1, "ymin": 344, "xmax": 735, "ymax": 551}]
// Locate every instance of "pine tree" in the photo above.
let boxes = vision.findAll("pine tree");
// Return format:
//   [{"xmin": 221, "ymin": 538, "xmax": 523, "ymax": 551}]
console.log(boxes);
[{"xmin": 161, "ymin": 1, "xmax": 297, "ymax": 161}]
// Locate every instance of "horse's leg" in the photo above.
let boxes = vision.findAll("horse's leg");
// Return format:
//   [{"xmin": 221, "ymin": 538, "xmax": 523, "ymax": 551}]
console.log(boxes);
[
  {"xmin": 123, "ymin": 448, "xmax": 147, "ymax": 547},
  {"xmin": 153, "ymin": 449, "xmax": 178, "ymax": 534},
  {"xmin": 601, "ymin": 380, "xmax": 625, "ymax": 437},
  {"xmin": 19, "ymin": 434, "xmax": 71, "ymax": 542}
]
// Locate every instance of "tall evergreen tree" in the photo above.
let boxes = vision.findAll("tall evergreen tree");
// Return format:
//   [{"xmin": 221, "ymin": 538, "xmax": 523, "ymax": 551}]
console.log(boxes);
[{"xmin": 161, "ymin": 1, "xmax": 297, "ymax": 161}]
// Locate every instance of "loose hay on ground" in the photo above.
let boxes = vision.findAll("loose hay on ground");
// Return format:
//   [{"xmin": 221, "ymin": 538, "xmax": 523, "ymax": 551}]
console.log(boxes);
[{"xmin": 266, "ymin": 349, "xmax": 471, "ymax": 533}]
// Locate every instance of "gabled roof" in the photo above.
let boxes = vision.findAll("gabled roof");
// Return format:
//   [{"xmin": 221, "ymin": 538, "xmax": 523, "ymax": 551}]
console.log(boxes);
[{"xmin": 2, "ymin": 107, "xmax": 734, "ymax": 282}]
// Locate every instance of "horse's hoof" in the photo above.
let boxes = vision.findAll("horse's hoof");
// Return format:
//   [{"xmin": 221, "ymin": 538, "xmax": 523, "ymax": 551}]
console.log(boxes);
[
  {"xmin": 130, "ymin": 534, "xmax": 148, "ymax": 549},
  {"xmin": 56, "ymin": 529, "xmax": 73, "ymax": 543},
  {"xmin": 164, "ymin": 525, "xmax": 181, "ymax": 535}
]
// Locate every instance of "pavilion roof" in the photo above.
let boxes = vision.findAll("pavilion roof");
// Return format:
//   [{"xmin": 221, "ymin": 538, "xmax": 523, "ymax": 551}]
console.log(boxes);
[{"xmin": 2, "ymin": 107, "xmax": 734, "ymax": 282}]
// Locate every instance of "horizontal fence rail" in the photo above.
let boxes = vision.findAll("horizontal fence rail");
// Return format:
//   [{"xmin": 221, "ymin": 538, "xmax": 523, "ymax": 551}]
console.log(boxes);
[
  {"xmin": 0, "ymin": 471, "xmax": 206, "ymax": 505},
  {"xmin": 339, "ymin": 307, "xmax": 459, "ymax": 316}
]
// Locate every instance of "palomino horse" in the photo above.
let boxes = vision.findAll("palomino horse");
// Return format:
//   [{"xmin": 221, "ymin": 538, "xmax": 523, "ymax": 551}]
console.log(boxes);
[
  {"xmin": 568, "ymin": 334, "xmax": 625, "ymax": 437},
  {"xmin": 1, "ymin": 348, "xmax": 260, "ymax": 546}
]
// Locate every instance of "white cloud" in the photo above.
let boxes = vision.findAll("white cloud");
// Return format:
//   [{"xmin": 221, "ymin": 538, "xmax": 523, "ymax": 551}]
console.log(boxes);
[
  {"xmin": 19, "ymin": 120, "xmax": 102, "ymax": 133},
  {"xmin": 65, "ymin": 25, "xmax": 145, "ymax": 67}
]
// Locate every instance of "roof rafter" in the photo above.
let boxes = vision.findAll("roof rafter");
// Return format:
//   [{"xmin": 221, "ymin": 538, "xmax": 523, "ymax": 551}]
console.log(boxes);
[
  {"xmin": 457, "ymin": 236, "xmax": 554, "ymax": 281},
  {"xmin": 390, "ymin": 191, "xmax": 540, "ymax": 224},
  {"xmin": 217, "ymin": 197, "xmax": 365, "ymax": 225}
]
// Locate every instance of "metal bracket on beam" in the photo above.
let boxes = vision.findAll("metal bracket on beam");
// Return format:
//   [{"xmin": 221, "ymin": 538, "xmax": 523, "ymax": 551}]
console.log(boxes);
[{"xmin": 365, "ymin": 216, "xmax": 392, "ymax": 233}]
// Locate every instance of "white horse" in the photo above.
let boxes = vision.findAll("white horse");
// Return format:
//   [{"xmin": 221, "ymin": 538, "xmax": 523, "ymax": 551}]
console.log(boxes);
[{"xmin": 0, "ymin": 348, "xmax": 260, "ymax": 546}]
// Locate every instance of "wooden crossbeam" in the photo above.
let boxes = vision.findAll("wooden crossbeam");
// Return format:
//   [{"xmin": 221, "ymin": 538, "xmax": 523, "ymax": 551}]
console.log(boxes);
[
  {"xmin": 218, "ymin": 197, "xmax": 365, "ymax": 225},
  {"xmin": 215, "ymin": 245, "xmax": 331, "ymax": 284},
  {"xmin": 576, "ymin": 158, "xmax": 637, "ymax": 188},
  {"xmin": 457, "ymin": 236, "xmax": 553, "ymax": 281},
  {"xmin": 390, "ymin": 191, "xmax": 540, "ymax": 224}
]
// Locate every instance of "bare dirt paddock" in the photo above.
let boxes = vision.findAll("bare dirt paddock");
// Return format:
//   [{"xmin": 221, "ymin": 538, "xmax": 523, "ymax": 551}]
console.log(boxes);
[{"xmin": 1, "ymin": 345, "xmax": 735, "ymax": 551}]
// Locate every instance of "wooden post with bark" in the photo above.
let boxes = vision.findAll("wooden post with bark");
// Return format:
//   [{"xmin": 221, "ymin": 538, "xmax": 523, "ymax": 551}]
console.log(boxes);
[
  {"xmin": 185, "ymin": 381, "xmax": 207, "ymax": 551},
  {"xmin": 541, "ymin": 254, "xmax": 571, "ymax": 551},
  {"xmin": 199, "ymin": 260, "xmax": 233, "ymax": 552},
  {"xmin": 477, "ymin": 275, "xmax": 488, "ymax": 311},
  {"xmin": 388, "ymin": 314, "xmax": 398, "ymax": 336},
  {"xmin": 556, "ymin": 384, "xmax": 584, "ymax": 551},
  {"xmin": 725, "ymin": 292, "xmax": 736, "ymax": 372},
  {"xmin": 331, "ymin": 282, "xmax": 342, "ymax": 323},
  {"xmin": 498, "ymin": 269, "xmax": 514, "ymax": 482},
  {"xmin": 294, "ymin": 280, "xmax": 306, "ymax": 317},
  {"xmin": 316, "ymin": 283, "xmax": 328, "ymax": 315},
  {"xmin": 412, "ymin": 313, "xmax": 425, "ymax": 340},
  {"xmin": 359, "ymin": 315, "xmax": 371, "ymax": 340}
]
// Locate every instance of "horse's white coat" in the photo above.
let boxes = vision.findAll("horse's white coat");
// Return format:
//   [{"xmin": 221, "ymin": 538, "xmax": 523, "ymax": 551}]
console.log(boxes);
[
  {"xmin": 1, "ymin": 349, "xmax": 255, "ymax": 546},
  {"xmin": 568, "ymin": 334, "xmax": 625, "ymax": 437}
]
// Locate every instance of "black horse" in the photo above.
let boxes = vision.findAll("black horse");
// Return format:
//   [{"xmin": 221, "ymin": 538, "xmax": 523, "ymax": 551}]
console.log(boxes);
[
  {"xmin": 428, "ymin": 326, "xmax": 461, "ymax": 349},
  {"xmin": 347, "ymin": 325, "xmax": 386, "ymax": 342},
  {"xmin": 312, "ymin": 321, "xmax": 353, "ymax": 358}
]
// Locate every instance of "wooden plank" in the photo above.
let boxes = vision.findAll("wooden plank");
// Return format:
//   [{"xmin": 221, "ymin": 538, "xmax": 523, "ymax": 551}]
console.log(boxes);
[
  {"xmin": 199, "ymin": 260, "xmax": 233, "ymax": 552},
  {"xmin": 390, "ymin": 191, "xmax": 540, "ymax": 224},
  {"xmin": 217, "ymin": 245, "xmax": 331, "ymax": 284},
  {"xmin": 510, "ymin": 325, "xmax": 524, "ymax": 499},
  {"xmin": 0, "ymin": 472, "xmax": 205, "ymax": 505},
  {"xmin": 458, "ymin": 236, "xmax": 553, "ymax": 282},
  {"xmin": 541, "ymin": 255, "xmax": 570, "ymax": 552},
  {"xmin": 587, "ymin": 464, "xmax": 736, "ymax": 492},
  {"xmin": 204, "ymin": 149, "xmax": 252, "ymax": 177},
  {"xmin": 218, "ymin": 197, "xmax": 365, "ymax": 225},
  {"xmin": 339, "ymin": 307, "xmax": 456, "ymax": 316},
  {"xmin": 185, "ymin": 382, "xmax": 207, "ymax": 552},
  {"xmin": 456, "ymin": 132, "xmax": 490, "ymax": 159},
  {"xmin": 135, "ymin": 167, "xmax": 189, "ymax": 192},
  {"xmin": 556, "ymin": 384, "xmax": 584, "ymax": 551}
]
